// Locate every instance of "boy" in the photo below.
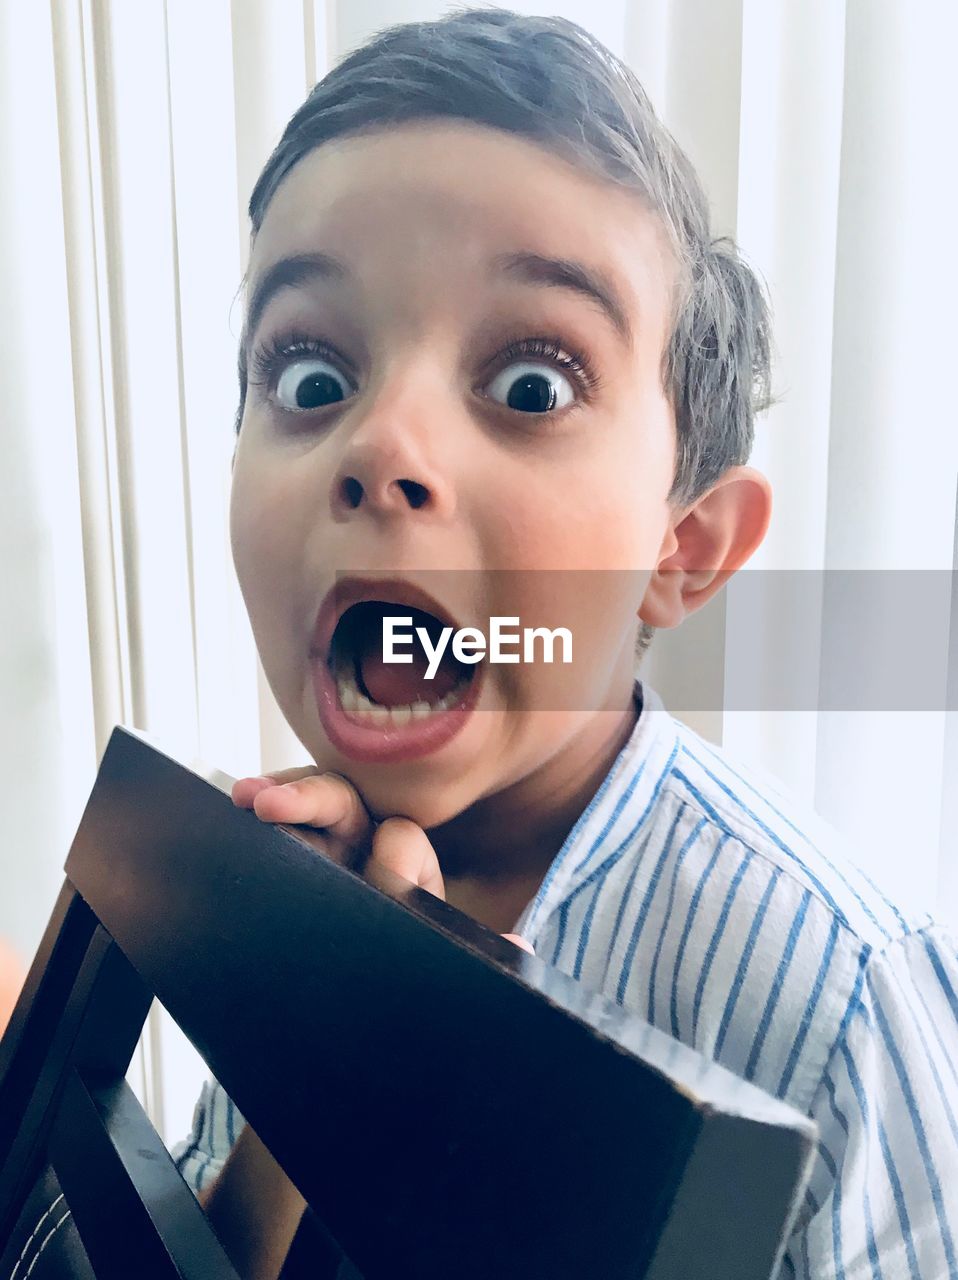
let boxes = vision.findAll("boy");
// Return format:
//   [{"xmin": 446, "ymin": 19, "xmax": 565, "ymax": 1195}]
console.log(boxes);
[{"xmin": 171, "ymin": 9, "xmax": 958, "ymax": 1279}]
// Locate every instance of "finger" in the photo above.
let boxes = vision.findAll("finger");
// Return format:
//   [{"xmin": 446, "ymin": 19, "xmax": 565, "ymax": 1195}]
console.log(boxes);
[
  {"xmin": 232, "ymin": 766, "xmax": 321, "ymax": 808},
  {"xmin": 500, "ymin": 933, "xmax": 535, "ymax": 954},
  {"xmin": 250, "ymin": 772, "xmax": 373, "ymax": 849},
  {"xmin": 370, "ymin": 817, "xmax": 446, "ymax": 901}
]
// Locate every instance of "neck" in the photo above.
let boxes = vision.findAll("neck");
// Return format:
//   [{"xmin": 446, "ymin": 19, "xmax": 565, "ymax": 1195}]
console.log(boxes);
[{"xmin": 429, "ymin": 684, "xmax": 642, "ymax": 901}]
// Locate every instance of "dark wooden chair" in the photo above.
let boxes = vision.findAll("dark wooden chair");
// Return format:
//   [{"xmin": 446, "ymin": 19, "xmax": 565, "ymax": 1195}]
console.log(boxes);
[{"xmin": 0, "ymin": 725, "xmax": 816, "ymax": 1280}]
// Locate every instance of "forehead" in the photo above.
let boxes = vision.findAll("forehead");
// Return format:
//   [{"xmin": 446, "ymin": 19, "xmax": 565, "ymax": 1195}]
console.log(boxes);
[{"xmin": 247, "ymin": 121, "xmax": 675, "ymax": 341}]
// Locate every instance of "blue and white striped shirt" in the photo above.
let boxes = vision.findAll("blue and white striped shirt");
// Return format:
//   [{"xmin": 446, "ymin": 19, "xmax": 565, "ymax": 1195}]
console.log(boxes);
[{"xmin": 172, "ymin": 679, "xmax": 958, "ymax": 1278}]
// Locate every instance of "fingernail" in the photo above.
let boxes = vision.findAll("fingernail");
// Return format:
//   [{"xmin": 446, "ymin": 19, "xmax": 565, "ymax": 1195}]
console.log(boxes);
[{"xmin": 232, "ymin": 776, "xmax": 276, "ymax": 805}]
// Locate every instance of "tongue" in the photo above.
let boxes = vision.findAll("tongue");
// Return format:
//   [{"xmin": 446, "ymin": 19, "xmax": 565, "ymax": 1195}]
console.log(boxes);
[{"xmin": 356, "ymin": 627, "xmax": 462, "ymax": 706}]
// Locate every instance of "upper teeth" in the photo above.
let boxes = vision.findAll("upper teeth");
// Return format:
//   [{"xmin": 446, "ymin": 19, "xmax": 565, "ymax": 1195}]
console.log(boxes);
[{"xmin": 336, "ymin": 669, "xmax": 467, "ymax": 724}]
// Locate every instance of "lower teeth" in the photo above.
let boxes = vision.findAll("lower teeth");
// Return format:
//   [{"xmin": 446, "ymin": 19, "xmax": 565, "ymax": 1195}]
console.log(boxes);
[{"xmin": 334, "ymin": 669, "xmax": 469, "ymax": 725}]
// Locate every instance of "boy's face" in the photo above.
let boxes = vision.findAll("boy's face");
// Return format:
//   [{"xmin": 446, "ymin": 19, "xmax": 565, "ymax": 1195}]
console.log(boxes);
[{"xmin": 230, "ymin": 120, "xmax": 679, "ymax": 826}]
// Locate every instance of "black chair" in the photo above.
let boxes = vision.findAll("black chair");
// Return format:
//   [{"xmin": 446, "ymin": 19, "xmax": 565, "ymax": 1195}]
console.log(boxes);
[{"xmin": 0, "ymin": 724, "xmax": 816, "ymax": 1279}]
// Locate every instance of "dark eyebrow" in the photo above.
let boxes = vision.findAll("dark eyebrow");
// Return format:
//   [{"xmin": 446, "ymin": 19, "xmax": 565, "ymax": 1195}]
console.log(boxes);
[
  {"xmin": 242, "ymin": 247, "xmax": 633, "ymax": 356},
  {"xmin": 491, "ymin": 250, "xmax": 633, "ymax": 349},
  {"xmin": 244, "ymin": 252, "xmax": 349, "ymax": 354}
]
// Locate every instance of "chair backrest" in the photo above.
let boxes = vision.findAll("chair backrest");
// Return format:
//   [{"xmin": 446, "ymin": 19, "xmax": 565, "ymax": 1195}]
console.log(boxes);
[{"xmin": 0, "ymin": 725, "xmax": 816, "ymax": 1280}]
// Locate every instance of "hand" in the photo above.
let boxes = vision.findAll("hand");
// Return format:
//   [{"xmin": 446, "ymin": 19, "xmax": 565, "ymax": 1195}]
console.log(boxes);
[{"xmin": 232, "ymin": 768, "xmax": 534, "ymax": 955}]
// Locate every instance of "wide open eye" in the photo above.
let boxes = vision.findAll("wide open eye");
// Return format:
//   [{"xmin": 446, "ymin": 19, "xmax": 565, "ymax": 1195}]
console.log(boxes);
[
  {"xmin": 485, "ymin": 361, "xmax": 576, "ymax": 414},
  {"xmin": 275, "ymin": 357, "xmax": 352, "ymax": 411}
]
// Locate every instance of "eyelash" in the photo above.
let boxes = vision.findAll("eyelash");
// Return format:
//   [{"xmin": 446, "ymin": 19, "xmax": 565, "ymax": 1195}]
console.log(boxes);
[
  {"xmin": 246, "ymin": 327, "xmax": 604, "ymax": 414},
  {"xmin": 497, "ymin": 336, "xmax": 603, "ymax": 400},
  {"xmin": 247, "ymin": 330, "xmax": 354, "ymax": 397}
]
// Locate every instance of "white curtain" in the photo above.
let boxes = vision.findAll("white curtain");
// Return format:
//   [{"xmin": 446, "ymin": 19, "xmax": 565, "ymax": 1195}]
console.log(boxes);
[{"xmin": 1, "ymin": 0, "xmax": 955, "ymax": 1146}]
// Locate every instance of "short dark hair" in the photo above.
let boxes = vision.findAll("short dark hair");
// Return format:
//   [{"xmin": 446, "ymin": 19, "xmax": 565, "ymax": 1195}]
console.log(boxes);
[{"xmin": 237, "ymin": 6, "xmax": 774, "ymax": 660}]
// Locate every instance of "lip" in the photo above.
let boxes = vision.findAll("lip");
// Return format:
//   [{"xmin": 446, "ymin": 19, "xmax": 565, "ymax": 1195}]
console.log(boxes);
[
  {"xmin": 310, "ymin": 575, "xmax": 470, "ymax": 668},
  {"xmin": 309, "ymin": 575, "xmax": 484, "ymax": 764}
]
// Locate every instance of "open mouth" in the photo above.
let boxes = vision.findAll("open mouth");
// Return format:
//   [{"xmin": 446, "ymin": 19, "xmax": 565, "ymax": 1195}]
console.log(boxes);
[
  {"xmin": 327, "ymin": 600, "xmax": 476, "ymax": 726},
  {"xmin": 310, "ymin": 578, "xmax": 484, "ymax": 763}
]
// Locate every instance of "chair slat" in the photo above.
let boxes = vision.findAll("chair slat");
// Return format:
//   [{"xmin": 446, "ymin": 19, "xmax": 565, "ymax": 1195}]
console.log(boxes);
[
  {"xmin": 0, "ymin": 913, "xmax": 111, "ymax": 1243},
  {"xmin": 50, "ymin": 1069, "xmax": 241, "ymax": 1280}
]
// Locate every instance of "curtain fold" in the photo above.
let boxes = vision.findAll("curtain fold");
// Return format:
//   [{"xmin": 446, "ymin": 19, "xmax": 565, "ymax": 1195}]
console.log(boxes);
[{"xmin": 1, "ymin": 0, "xmax": 953, "ymax": 1143}]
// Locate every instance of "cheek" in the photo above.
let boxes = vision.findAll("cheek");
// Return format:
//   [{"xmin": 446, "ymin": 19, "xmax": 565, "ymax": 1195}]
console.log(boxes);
[
  {"xmin": 493, "ymin": 441, "xmax": 673, "ymax": 574},
  {"xmin": 229, "ymin": 450, "xmax": 300, "ymax": 612},
  {"xmin": 584, "ymin": 397, "xmax": 677, "ymax": 568},
  {"xmin": 497, "ymin": 366, "xmax": 675, "ymax": 565}
]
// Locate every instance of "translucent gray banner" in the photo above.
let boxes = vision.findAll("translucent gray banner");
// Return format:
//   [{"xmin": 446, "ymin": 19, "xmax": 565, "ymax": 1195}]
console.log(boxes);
[{"xmin": 328, "ymin": 569, "xmax": 957, "ymax": 712}]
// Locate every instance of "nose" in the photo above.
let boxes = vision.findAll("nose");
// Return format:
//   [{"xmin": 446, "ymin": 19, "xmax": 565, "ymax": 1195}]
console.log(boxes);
[
  {"xmin": 329, "ymin": 409, "xmax": 458, "ymax": 523},
  {"xmin": 340, "ymin": 469, "xmax": 428, "ymax": 512}
]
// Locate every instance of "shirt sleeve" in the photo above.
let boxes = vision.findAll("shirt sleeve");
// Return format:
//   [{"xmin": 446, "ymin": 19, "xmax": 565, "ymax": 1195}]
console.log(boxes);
[
  {"xmin": 776, "ymin": 924, "xmax": 958, "ymax": 1279},
  {"xmin": 168, "ymin": 1074, "xmax": 247, "ymax": 1196}
]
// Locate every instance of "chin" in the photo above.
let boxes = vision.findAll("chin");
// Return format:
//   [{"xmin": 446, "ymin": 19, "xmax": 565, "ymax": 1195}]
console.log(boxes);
[
  {"xmin": 353, "ymin": 773, "xmax": 475, "ymax": 831},
  {"xmin": 290, "ymin": 725, "xmax": 473, "ymax": 828}
]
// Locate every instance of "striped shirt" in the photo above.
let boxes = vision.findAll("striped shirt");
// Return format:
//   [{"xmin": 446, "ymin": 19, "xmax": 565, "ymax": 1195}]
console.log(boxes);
[{"xmin": 171, "ymin": 678, "xmax": 958, "ymax": 1278}]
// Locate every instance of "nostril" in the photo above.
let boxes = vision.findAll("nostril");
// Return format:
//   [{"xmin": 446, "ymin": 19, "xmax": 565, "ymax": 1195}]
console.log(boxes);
[
  {"xmin": 398, "ymin": 479, "xmax": 429, "ymax": 509},
  {"xmin": 340, "ymin": 476, "xmax": 363, "ymax": 509}
]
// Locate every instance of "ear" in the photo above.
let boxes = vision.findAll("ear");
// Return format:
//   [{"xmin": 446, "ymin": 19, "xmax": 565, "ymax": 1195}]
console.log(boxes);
[{"xmin": 640, "ymin": 466, "xmax": 772, "ymax": 629}]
